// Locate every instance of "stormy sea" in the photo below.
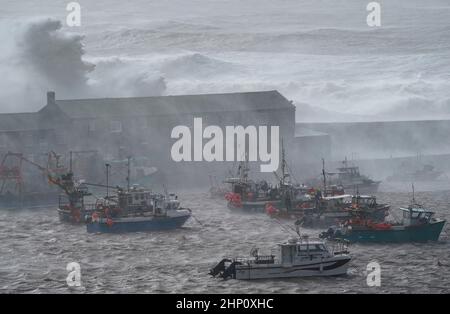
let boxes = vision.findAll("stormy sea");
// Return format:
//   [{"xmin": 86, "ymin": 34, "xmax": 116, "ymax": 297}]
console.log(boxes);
[{"xmin": 1, "ymin": 184, "xmax": 450, "ymax": 294}]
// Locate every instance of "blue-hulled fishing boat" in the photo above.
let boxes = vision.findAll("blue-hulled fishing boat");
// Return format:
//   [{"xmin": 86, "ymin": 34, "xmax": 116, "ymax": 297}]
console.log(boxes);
[{"xmin": 85, "ymin": 187, "xmax": 191, "ymax": 233}]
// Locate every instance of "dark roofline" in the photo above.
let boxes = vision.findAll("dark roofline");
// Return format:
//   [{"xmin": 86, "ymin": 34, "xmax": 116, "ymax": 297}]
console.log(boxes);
[
  {"xmin": 54, "ymin": 90, "xmax": 288, "ymax": 103},
  {"xmin": 50, "ymin": 90, "xmax": 294, "ymax": 119}
]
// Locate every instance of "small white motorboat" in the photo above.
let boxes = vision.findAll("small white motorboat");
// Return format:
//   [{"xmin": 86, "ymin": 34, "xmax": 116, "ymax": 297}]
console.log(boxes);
[{"xmin": 209, "ymin": 236, "xmax": 351, "ymax": 280}]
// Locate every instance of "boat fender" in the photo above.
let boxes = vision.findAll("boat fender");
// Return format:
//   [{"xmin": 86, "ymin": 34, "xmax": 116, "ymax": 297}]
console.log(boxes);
[
  {"xmin": 92, "ymin": 212, "xmax": 99, "ymax": 223},
  {"xmin": 70, "ymin": 207, "xmax": 81, "ymax": 223},
  {"xmin": 106, "ymin": 218, "xmax": 114, "ymax": 227}
]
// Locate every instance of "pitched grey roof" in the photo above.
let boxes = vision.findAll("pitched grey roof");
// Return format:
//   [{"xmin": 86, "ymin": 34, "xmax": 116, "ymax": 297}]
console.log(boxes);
[
  {"xmin": 0, "ymin": 112, "xmax": 51, "ymax": 132},
  {"xmin": 52, "ymin": 90, "xmax": 294, "ymax": 119}
]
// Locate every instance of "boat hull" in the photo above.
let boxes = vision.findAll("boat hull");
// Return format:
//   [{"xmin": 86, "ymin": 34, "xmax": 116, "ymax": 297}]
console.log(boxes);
[
  {"xmin": 86, "ymin": 214, "xmax": 191, "ymax": 233},
  {"xmin": 235, "ymin": 255, "xmax": 351, "ymax": 280},
  {"xmin": 339, "ymin": 220, "xmax": 446, "ymax": 243},
  {"xmin": 271, "ymin": 205, "xmax": 389, "ymax": 228}
]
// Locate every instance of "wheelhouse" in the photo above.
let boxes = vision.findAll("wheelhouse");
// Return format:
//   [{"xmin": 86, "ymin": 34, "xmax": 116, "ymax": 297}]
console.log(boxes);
[
  {"xmin": 279, "ymin": 239, "xmax": 332, "ymax": 265},
  {"xmin": 352, "ymin": 195, "xmax": 377, "ymax": 207},
  {"xmin": 400, "ymin": 207, "xmax": 435, "ymax": 226}
]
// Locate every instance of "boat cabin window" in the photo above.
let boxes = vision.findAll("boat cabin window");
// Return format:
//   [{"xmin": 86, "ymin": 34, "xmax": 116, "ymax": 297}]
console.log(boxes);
[
  {"xmin": 355, "ymin": 197, "xmax": 375, "ymax": 206},
  {"xmin": 403, "ymin": 210, "xmax": 432, "ymax": 221},
  {"xmin": 296, "ymin": 244, "xmax": 327, "ymax": 254},
  {"xmin": 403, "ymin": 210, "xmax": 421, "ymax": 219}
]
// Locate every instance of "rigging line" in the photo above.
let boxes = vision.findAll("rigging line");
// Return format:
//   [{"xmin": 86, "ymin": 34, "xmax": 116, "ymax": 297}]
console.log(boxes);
[
  {"xmin": 270, "ymin": 216, "xmax": 297, "ymax": 236},
  {"xmin": 285, "ymin": 162, "xmax": 299, "ymax": 185},
  {"xmin": 190, "ymin": 212, "xmax": 204, "ymax": 226}
]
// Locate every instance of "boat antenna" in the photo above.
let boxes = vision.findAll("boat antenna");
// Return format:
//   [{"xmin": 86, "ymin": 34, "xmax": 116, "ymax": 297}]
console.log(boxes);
[
  {"xmin": 105, "ymin": 163, "xmax": 111, "ymax": 199},
  {"xmin": 126, "ymin": 156, "xmax": 131, "ymax": 192},
  {"xmin": 69, "ymin": 150, "xmax": 73, "ymax": 173},
  {"xmin": 281, "ymin": 138, "xmax": 286, "ymax": 185},
  {"xmin": 295, "ymin": 219, "xmax": 303, "ymax": 238},
  {"xmin": 322, "ymin": 158, "xmax": 327, "ymax": 192},
  {"xmin": 412, "ymin": 183, "xmax": 415, "ymax": 204}
]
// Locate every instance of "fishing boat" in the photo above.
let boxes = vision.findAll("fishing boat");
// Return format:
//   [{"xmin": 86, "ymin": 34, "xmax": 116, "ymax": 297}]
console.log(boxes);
[
  {"xmin": 209, "ymin": 236, "xmax": 351, "ymax": 280},
  {"xmin": 321, "ymin": 207, "xmax": 445, "ymax": 243},
  {"xmin": 225, "ymin": 143, "xmax": 311, "ymax": 212},
  {"xmin": 328, "ymin": 158, "xmax": 380, "ymax": 194},
  {"xmin": 55, "ymin": 157, "xmax": 184, "ymax": 229},
  {"xmin": 224, "ymin": 158, "xmax": 275, "ymax": 212},
  {"xmin": 266, "ymin": 160, "xmax": 389, "ymax": 227},
  {"xmin": 267, "ymin": 194, "xmax": 389, "ymax": 227},
  {"xmin": 85, "ymin": 187, "xmax": 191, "ymax": 233},
  {"xmin": 320, "ymin": 188, "xmax": 445, "ymax": 243},
  {"xmin": 55, "ymin": 174, "xmax": 95, "ymax": 223},
  {"xmin": 50, "ymin": 153, "xmax": 98, "ymax": 223}
]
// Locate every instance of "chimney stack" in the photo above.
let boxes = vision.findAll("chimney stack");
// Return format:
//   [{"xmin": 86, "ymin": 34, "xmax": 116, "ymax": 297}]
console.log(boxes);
[{"xmin": 47, "ymin": 91, "xmax": 55, "ymax": 105}]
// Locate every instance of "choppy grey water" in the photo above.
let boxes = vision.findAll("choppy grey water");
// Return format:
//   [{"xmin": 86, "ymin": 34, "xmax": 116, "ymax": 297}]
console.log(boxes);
[{"xmin": 1, "ymin": 185, "xmax": 450, "ymax": 294}]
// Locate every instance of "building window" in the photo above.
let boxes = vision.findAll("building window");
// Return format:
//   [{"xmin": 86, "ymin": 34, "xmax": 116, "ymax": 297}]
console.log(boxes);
[{"xmin": 110, "ymin": 121, "xmax": 122, "ymax": 133}]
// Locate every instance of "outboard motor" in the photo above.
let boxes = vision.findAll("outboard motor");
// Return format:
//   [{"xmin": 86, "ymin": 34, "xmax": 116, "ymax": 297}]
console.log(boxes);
[
  {"xmin": 209, "ymin": 259, "xmax": 231, "ymax": 277},
  {"xmin": 221, "ymin": 261, "xmax": 241, "ymax": 280}
]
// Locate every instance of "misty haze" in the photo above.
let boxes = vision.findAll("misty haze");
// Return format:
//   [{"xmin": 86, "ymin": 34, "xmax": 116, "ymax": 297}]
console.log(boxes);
[{"xmin": 0, "ymin": 0, "xmax": 450, "ymax": 297}]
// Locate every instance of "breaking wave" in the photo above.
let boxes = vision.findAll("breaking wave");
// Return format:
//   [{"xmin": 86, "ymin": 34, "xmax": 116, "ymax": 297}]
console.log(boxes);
[
  {"xmin": 1, "ymin": 0, "xmax": 450, "ymax": 122},
  {"xmin": 0, "ymin": 18, "xmax": 166, "ymax": 112},
  {"xmin": 159, "ymin": 53, "xmax": 237, "ymax": 78}
]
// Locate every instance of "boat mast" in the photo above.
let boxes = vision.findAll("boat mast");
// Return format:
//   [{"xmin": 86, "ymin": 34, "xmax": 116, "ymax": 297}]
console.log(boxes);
[
  {"xmin": 105, "ymin": 163, "xmax": 111, "ymax": 199},
  {"xmin": 241, "ymin": 152, "xmax": 249, "ymax": 183},
  {"xmin": 126, "ymin": 156, "xmax": 131, "ymax": 192},
  {"xmin": 322, "ymin": 158, "xmax": 326, "ymax": 192},
  {"xmin": 281, "ymin": 139, "xmax": 287, "ymax": 185},
  {"xmin": 69, "ymin": 151, "xmax": 73, "ymax": 173}
]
